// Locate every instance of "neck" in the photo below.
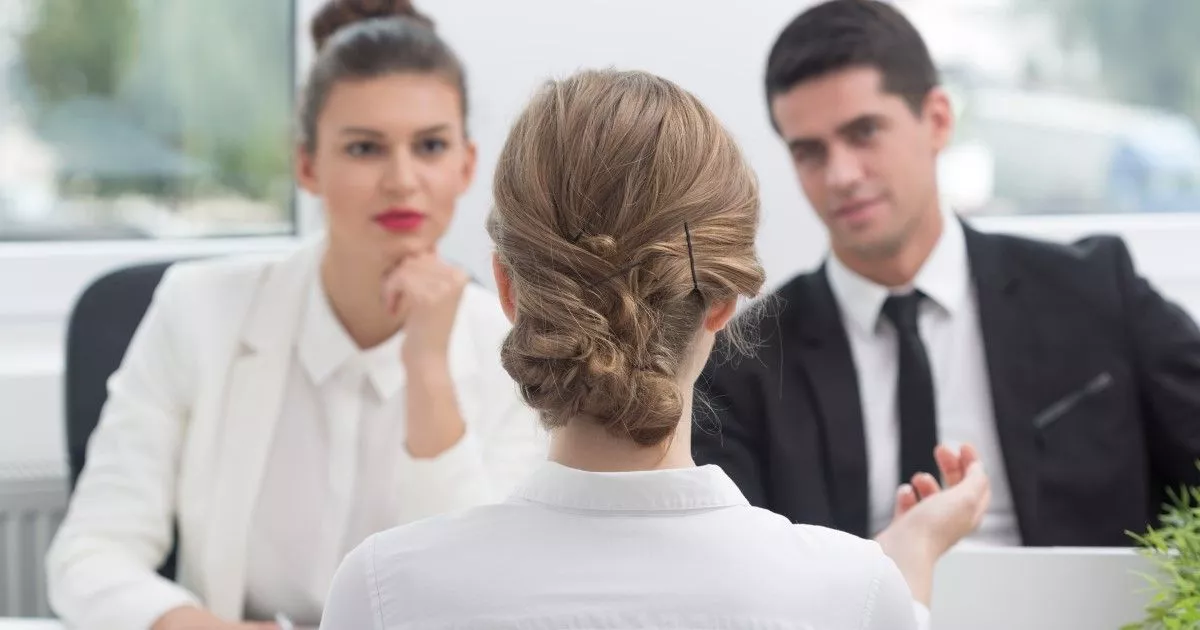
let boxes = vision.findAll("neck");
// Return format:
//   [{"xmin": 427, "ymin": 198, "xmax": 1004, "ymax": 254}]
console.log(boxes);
[
  {"xmin": 838, "ymin": 206, "xmax": 945, "ymax": 288},
  {"xmin": 550, "ymin": 402, "xmax": 696, "ymax": 473},
  {"xmin": 320, "ymin": 244, "xmax": 405, "ymax": 349}
]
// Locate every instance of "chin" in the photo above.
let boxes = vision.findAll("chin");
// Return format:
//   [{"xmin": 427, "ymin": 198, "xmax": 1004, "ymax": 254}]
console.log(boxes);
[
  {"xmin": 390, "ymin": 229, "xmax": 445, "ymax": 255},
  {"xmin": 832, "ymin": 224, "xmax": 885, "ymax": 255}
]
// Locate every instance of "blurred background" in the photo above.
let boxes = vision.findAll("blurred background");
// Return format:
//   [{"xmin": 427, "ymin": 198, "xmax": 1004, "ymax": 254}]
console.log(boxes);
[
  {"xmin": 5, "ymin": 0, "xmax": 1200, "ymax": 239},
  {"xmin": 1, "ymin": 0, "xmax": 1199, "ymax": 614}
]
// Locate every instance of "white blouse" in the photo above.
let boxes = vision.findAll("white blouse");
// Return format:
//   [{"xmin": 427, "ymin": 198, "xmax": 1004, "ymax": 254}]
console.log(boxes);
[
  {"xmin": 243, "ymin": 278, "xmax": 544, "ymax": 626},
  {"xmin": 318, "ymin": 461, "xmax": 927, "ymax": 630}
]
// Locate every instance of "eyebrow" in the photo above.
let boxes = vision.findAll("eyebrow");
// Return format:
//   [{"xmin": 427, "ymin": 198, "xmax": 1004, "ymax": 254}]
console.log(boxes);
[
  {"xmin": 415, "ymin": 124, "xmax": 452, "ymax": 136},
  {"xmin": 339, "ymin": 127, "xmax": 384, "ymax": 138},
  {"xmin": 836, "ymin": 114, "xmax": 883, "ymax": 136},
  {"xmin": 786, "ymin": 114, "xmax": 885, "ymax": 150},
  {"xmin": 338, "ymin": 124, "xmax": 453, "ymax": 137}
]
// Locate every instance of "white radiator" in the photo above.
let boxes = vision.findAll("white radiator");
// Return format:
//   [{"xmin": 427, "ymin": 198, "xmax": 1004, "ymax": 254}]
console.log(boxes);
[{"xmin": 0, "ymin": 460, "xmax": 68, "ymax": 618}]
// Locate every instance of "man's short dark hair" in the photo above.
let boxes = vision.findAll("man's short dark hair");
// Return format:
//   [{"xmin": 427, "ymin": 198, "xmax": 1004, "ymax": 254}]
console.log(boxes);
[{"xmin": 765, "ymin": 0, "xmax": 939, "ymax": 123}]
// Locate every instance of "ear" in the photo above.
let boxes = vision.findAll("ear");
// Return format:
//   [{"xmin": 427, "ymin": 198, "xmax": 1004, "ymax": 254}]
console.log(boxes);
[
  {"xmin": 492, "ymin": 252, "xmax": 516, "ymax": 323},
  {"xmin": 922, "ymin": 87, "xmax": 956, "ymax": 152},
  {"xmin": 459, "ymin": 139, "xmax": 478, "ymax": 193},
  {"xmin": 702, "ymin": 298, "xmax": 738, "ymax": 333},
  {"xmin": 296, "ymin": 144, "xmax": 320, "ymax": 196}
]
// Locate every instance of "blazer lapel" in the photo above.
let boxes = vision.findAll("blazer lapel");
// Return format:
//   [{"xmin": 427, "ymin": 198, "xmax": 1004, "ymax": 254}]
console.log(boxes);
[
  {"xmin": 965, "ymin": 225, "xmax": 1042, "ymax": 544},
  {"xmin": 203, "ymin": 240, "xmax": 321, "ymax": 620},
  {"xmin": 790, "ymin": 270, "xmax": 871, "ymax": 537}
]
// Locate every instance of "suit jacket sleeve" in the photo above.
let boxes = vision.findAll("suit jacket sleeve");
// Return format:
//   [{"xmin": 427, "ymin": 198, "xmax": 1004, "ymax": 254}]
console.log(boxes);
[
  {"xmin": 45, "ymin": 268, "xmax": 201, "ymax": 630},
  {"xmin": 1114, "ymin": 239, "xmax": 1200, "ymax": 490},
  {"xmin": 693, "ymin": 351, "xmax": 770, "ymax": 507}
]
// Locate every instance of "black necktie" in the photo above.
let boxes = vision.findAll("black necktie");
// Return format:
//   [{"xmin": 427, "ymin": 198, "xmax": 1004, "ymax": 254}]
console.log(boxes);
[{"xmin": 881, "ymin": 291, "xmax": 939, "ymax": 485}]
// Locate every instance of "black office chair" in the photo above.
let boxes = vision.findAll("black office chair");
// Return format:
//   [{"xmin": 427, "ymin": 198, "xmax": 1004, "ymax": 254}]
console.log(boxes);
[{"xmin": 63, "ymin": 260, "xmax": 181, "ymax": 580}]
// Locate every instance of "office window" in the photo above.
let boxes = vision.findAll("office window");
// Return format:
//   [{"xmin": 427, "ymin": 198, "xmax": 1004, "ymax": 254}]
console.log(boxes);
[
  {"xmin": 903, "ymin": 0, "xmax": 1200, "ymax": 217},
  {"xmin": 0, "ymin": 0, "xmax": 294, "ymax": 241}
]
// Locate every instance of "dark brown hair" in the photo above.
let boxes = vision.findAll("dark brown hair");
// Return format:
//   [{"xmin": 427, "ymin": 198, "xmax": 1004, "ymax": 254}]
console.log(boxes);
[
  {"xmin": 766, "ymin": 0, "xmax": 939, "ymax": 124},
  {"xmin": 488, "ymin": 69, "xmax": 765, "ymax": 447},
  {"xmin": 300, "ymin": 0, "xmax": 467, "ymax": 151}
]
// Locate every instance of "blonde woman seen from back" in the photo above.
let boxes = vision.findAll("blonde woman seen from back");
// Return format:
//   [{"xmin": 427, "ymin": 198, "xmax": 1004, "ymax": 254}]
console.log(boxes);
[
  {"xmin": 45, "ymin": 2, "xmax": 546, "ymax": 629},
  {"xmin": 318, "ymin": 69, "xmax": 989, "ymax": 630}
]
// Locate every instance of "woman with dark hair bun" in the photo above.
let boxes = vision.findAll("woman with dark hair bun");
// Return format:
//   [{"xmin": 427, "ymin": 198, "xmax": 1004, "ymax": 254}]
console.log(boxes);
[{"xmin": 45, "ymin": 2, "xmax": 545, "ymax": 628}]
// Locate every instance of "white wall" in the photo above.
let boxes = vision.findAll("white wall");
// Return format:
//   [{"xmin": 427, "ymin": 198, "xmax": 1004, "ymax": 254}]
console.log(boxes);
[
  {"xmin": 5, "ymin": 0, "xmax": 1200, "ymax": 469},
  {"xmin": 429, "ymin": 0, "xmax": 1200, "ymax": 309},
  {"xmin": 429, "ymin": 0, "xmax": 827, "ymax": 293}
]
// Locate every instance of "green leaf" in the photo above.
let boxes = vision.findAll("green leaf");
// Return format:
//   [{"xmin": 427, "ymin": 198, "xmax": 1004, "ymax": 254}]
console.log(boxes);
[{"xmin": 1124, "ymin": 461, "xmax": 1200, "ymax": 629}]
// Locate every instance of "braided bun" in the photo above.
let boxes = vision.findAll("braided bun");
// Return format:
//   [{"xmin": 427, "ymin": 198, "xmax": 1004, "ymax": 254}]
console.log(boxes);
[{"xmin": 488, "ymin": 69, "xmax": 765, "ymax": 447}]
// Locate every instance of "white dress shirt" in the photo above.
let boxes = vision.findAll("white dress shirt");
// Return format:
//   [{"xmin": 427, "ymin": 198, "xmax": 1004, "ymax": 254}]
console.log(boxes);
[
  {"xmin": 319, "ymin": 461, "xmax": 927, "ymax": 630},
  {"xmin": 826, "ymin": 214, "xmax": 1020, "ymax": 546},
  {"xmin": 243, "ymin": 278, "xmax": 479, "ymax": 624},
  {"xmin": 45, "ymin": 239, "xmax": 549, "ymax": 630}
]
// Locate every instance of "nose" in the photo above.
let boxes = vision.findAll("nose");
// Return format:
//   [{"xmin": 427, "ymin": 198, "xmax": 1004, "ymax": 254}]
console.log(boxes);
[
  {"xmin": 825, "ymin": 144, "xmax": 865, "ymax": 193},
  {"xmin": 381, "ymin": 150, "xmax": 419, "ymax": 196}
]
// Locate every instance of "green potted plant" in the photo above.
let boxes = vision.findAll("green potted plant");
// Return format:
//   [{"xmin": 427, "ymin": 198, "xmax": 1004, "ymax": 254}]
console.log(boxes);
[{"xmin": 1123, "ymin": 475, "xmax": 1200, "ymax": 629}]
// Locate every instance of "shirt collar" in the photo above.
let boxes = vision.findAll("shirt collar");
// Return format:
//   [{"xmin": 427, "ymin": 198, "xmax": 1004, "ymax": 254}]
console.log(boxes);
[
  {"xmin": 825, "ymin": 210, "xmax": 970, "ymax": 336},
  {"xmin": 298, "ymin": 278, "xmax": 406, "ymax": 400},
  {"xmin": 513, "ymin": 461, "xmax": 750, "ymax": 513}
]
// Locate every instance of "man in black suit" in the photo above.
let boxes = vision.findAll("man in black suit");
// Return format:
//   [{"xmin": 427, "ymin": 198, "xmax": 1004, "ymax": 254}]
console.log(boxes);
[{"xmin": 694, "ymin": 0, "xmax": 1200, "ymax": 547}]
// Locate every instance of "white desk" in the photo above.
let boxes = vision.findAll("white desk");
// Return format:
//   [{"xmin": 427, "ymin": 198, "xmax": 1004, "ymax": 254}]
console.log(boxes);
[
  {"xmin": 931, "ymin": 546, "xmax": 1158, "ymax": 630},
  {"xmin": 1, "ymin": 548, "xmax": 1161, "ymax": 630}
]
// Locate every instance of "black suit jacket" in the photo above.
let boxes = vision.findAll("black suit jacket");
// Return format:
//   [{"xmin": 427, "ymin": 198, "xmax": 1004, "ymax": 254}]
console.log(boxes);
[{"xmin": 693, "ymin": 223, "xmax": 1200, "ymax": 546}]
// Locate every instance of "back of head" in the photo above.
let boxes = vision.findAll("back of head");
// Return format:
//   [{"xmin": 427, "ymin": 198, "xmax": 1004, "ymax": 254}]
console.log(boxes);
[
  {"xmin": 488, "ymin": 69, "xmax": 765, "ymax": 447},
  {"xmin": 765, "ymin": 0, "xmax": 938, "ymax": 119},
  {"xmin": 300, "ymin": 0, "xmax": 467, "ymax": 150}
]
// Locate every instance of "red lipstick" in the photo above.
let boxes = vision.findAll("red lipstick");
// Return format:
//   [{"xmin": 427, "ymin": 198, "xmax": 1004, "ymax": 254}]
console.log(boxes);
[{"xmin": 374, "ymin": 208, "xmax": 425, "ymax": 232}]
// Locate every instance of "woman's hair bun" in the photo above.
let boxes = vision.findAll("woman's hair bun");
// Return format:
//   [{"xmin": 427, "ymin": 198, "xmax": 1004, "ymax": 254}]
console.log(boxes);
[{"xmin": 310, "ymin": 0, "xmax": 434, "ymax": 51}]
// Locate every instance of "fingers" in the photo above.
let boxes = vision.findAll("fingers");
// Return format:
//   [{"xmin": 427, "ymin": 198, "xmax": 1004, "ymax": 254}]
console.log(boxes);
[
  {"xmin": 381, "ymin": 255, "xmax": 467, "ymax": 315},
  {"xmin": 954, "ymin": 460, "xmax": 992, "ymax": 523},
  {"xmin": 960, "ymin": 443, "xmax": 980, "ymax": 469},
  {"xmin": 893, "ymin": 483, "xmax": 918, "ymax": 519},
  {"xmin": 935, "ymin": 444, "xmax": 963, "ymax": 487},
  {"xmin": 959, "ymin": 460, "xmax": 987, "ymax": 488},
  {"xmin": 911, "ymin": 472, "xmax": 941, "ymax": 501},
  {"xmin": 381, "ymin": 271, "xmax": 406, "ymax": 315}
]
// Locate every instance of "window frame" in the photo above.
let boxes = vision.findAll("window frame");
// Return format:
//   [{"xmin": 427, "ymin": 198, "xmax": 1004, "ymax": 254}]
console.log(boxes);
[
  {"xmin": 0, "ymin": 0, "xmax": 320, "ymax": 328},
  {"xmin": 2, "ymin": 0, "xmax": 1198, "ymax": 326},
  {"xmin": 970, "ymin": 213, "xmax": 1200, "ymax": 289}
]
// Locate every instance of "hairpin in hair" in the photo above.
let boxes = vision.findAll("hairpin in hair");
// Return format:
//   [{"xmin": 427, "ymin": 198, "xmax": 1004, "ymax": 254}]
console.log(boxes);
[{"xmin": 684, "ymin": 222, "xmax": 700, "ymax": 294}]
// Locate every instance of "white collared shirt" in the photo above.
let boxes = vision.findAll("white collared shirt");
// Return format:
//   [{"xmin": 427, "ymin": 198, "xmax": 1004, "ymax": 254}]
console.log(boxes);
[
  {"xmin": 243, "ymin": 278, "xmax": 416, "ymax": 625},
  {"xmin": 318, "ymin": 461, "xmax": 926, "ymax": 630},
  {"xmin": 825, "ymin": 214, "xmax": 1020, "ymax": 546},
  {"xmin": 241, "ymin": 274, "xmax": 547, "ymax": 626}
]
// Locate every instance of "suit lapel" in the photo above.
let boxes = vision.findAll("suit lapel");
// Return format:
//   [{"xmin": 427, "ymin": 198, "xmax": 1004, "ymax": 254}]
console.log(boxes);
[
  {"xmin": 789, "ymin": 270, "xmax": 870, "ymax": 537},
  {"xmin": 965, "ymin": 225, "xmax": 1042, "ymax": 544},
  {"xmin": 203, "ymin": 241, "xmax": 321, "ymax": 620}
]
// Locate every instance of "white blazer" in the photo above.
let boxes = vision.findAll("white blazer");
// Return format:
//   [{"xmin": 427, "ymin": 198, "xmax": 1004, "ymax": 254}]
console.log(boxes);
[{"xmin": 45, "ymin": 239, "xmax": 548, "ymax": 630}]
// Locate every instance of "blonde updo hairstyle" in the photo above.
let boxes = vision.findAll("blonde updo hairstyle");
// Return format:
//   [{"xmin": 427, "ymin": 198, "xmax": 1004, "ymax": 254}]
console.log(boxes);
[{"xmin": 488, "ymin": 69, "xmax": 766, "ymax": 447}]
